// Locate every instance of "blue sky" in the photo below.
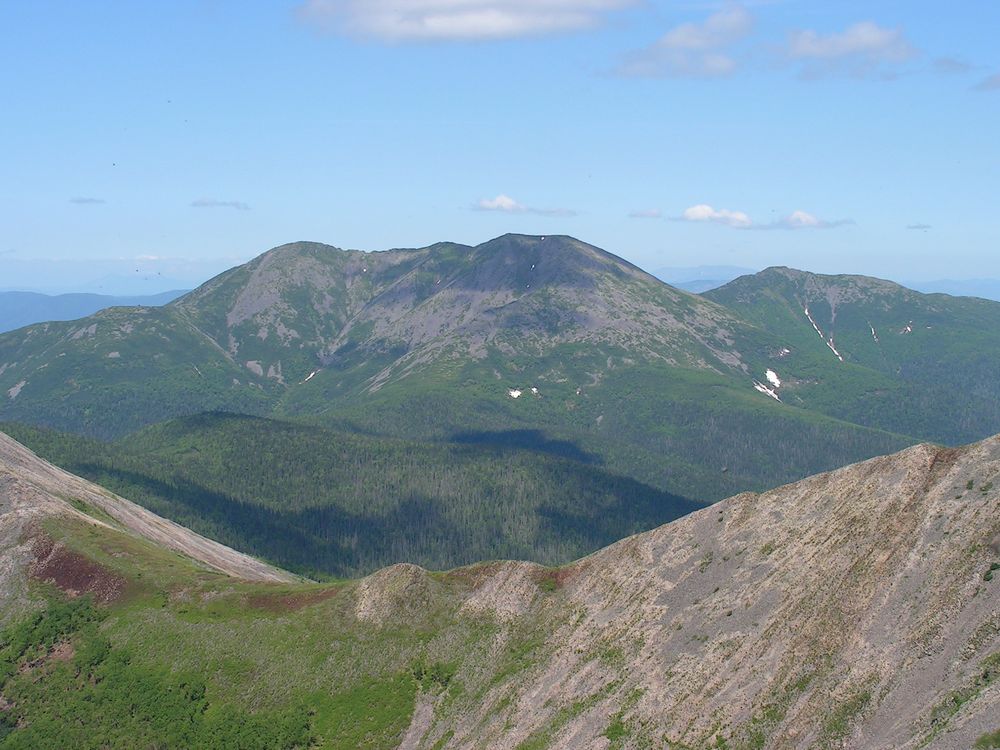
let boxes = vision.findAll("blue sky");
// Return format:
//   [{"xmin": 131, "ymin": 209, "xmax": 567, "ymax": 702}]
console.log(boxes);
[{"xmin": 2, "ymin": 1, "xmax": 998, "ymax": 291}]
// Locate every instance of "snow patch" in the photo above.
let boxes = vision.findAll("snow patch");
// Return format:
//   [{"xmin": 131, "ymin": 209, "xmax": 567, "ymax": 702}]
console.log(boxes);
[
  {"xmin": 870, "ymin": 324, "xmax": 879, "ymax": 343},
  {"xmin": 7, "ymin": 380, "xmax": 26, "ymax": 400},
  {"xmin": 765, "ymin": 369, "xmax": 781, "ymax": 388},
  {"xmin": 900, "ymin": 322, "xmax": 913, "ymax": 334},
  {"xmin": 508, "ymin": 389, "xmax": 522, "ymax": 399},
  {"xmin": 302, "ymin": 370, "xmax": 318, "ymax": 383},
  {"xmin": 804, "ymin": 307, "xmax": 844, "ymax": 362},
  {"xmin": 530, "ymin": 387, "xmax": 539, "ymax": 395},
  {"xmin": 752, "ymin": 380, "xmax": 781, "ymax": 402},
  {"xmin": 107, "ymin": 351, "xmax": 121, "ymax": 359},
  {"xmin": 777, "ymin": 347, "xmax": 791, "ymax": 358}
]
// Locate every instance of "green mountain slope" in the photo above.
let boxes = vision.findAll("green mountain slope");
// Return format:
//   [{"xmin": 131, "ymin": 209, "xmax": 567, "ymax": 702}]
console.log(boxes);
[
  {"xmin": 2, "ymin": 429, "xmax": 997, "ymax": 749},
  {"xmin": 0, "ymin": 235, "xmax": 930, "ymax": 502},
  {"xmin": 705, "ymin": 266, "xmax": 1000, "ymax": 444},
  {"xmin": 1, "ymin": 415, "xmax": 701, "ymax": 577},
  {"xmin": 0, "ymin": 306, "xmax": 275, "ymax": 438}
]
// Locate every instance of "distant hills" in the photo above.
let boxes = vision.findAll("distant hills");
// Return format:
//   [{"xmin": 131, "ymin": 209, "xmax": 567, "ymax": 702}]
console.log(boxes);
[
  {"xmin": 0, "ymin": 289, "xmax": 187, "ymax": 334},
  {"xmin": 2, "ymin": 425, "xmax": 997, "ymax": 748}
]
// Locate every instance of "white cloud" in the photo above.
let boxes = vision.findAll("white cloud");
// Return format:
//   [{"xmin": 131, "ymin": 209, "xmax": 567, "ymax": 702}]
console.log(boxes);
[
  {"xmin": 477, "ymin": 194, "xmax": 525, "ymax": 212},
  {"xmin": 681, "ymin": 203, "xmax": 752, "ymax": 228},
  {"xmin": 974, "ymin": 73, "xmax": 1000, "ymax": 91},
  {"xmin": 191, "ymin": 198, "xmax": 251, "ymax": 211},
  {"xmin": 617, "ymin": 5, "xmax": 752, "ymax": 77},
  {"xmin": 628, "ymin": 208, "xmax": 663, "ymax": 219},
  {"xmin": 474, "ymin": 194, "xmax": 576, "ymax": 217},
  {"xmin": 299, "ymin": 0, "xmax": 636, "ymax": 42},
  {"xmin": 786, "ymin": 21, "xmax": 916, "ymax": 78},
  {"xmin": 678, "ymin": 204, "xmax": 850, "ymax": 230}
]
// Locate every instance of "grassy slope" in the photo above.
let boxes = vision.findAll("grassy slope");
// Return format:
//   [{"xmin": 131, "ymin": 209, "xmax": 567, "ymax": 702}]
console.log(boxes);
[
  {"xmin": 1, "ymin": 513, "xmax": 537, "ymax": 750},
  {"xmin": 1, "ymin": 415, "xmax": 702, "ymax": 578}
]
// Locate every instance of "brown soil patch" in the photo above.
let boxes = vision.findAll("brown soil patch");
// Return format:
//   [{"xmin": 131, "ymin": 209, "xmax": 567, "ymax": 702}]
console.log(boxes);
[
  {"xmin": 247, "ymin": 585, "xmax": 341, "ymax": 613},
  {"xmin": 29, "ymin": 535, "xmax": 128, "ymax": 604}
]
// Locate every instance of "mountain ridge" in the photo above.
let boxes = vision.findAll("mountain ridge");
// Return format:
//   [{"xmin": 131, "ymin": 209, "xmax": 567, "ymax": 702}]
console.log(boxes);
[{"xmin": 1, "ymin": 426, "xmax": 998, "ymax": 748}]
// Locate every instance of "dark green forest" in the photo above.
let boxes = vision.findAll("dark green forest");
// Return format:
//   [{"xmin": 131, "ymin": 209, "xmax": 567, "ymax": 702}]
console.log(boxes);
[{"xmin": 1, "ymin": 415, "xmax": 701, "ymax": 578}]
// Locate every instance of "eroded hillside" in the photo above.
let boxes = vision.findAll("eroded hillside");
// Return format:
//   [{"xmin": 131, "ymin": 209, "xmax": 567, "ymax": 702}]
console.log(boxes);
[{"xmin": 1, "ymin": 431, "xmax": 997, "ymax": 748}]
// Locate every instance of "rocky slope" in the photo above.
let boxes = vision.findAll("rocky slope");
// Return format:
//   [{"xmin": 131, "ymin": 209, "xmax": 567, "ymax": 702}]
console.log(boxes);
[
  {"xmin": 1, "ymin": 432, "xmax": 998, "ymax": 748},
  {"xmin": 0, "ymin": 430, "xmax": 293, "ymax": 622}
]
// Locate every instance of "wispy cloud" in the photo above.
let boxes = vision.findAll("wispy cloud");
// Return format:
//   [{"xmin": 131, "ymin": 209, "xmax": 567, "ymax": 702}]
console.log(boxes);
[
  {"xmin": 933, "ymin": 57, "xmax": 971, "ymax": 75},
  {"xmin": 786, "ymin": 21, "xmax": 917, "ymax": 78},
  {"xmin": 907, "ymin": 223, "xmax": 932, "ymax": 230},
  {"xmin": 677, "ymin": 204, "xmax": 851, "ymax": 230},
  {"xmin": 628, "ymin": 208, "xmax": 663, "ymax": 219},
  {"xmin": 191, "ymin": 198, "xmax": 251, "ymax": 211},
  {"xmin": 974, "ymin": 73, "xmax": 1000, "ymax": 91},
  {"xmin": 298, "ymin": 0, "xmax": 636, "ymax": 42},
  {"xmin": 474, "ymin": 194, "xmax": 576, "ymax": 217},
  {"xmin": 617, "ymin": 5, "xmax": 753, "ymax": 78},
  {"xmin": 70, "ymin": 197, "xmax": 106, "ymax": 205}
]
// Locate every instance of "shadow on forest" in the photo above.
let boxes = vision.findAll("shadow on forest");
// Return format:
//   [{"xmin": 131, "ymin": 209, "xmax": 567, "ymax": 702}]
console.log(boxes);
[{"xmin": 448, "ymin": 429, "xmax": 601, "ymax": 465}]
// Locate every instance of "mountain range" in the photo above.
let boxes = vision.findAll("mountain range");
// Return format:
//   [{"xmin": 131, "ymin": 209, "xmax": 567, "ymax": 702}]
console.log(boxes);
[
  {"xmin": 1, "ymin": 426, "xmax": 997, "ymax": 748},
  {"xmin": 3, "ymin": 235, "xmax": 1000, "ymax": 508},
  {"xmin": 0, "ymin": 290, "xmax": 187, "ymax": 335}
]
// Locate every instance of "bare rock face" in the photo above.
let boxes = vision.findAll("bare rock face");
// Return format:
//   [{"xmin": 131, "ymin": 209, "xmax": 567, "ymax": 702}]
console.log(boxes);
[{"xmin": 408, "ymin": 438, "xmax": 1000, "ymax": 749}]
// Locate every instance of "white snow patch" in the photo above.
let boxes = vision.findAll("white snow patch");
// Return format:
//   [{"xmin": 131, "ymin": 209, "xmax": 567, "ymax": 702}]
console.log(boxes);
[
  {"xmin": 303, "ymin": 370, "xmax": 318, "ymax": 383},
  {"xmin": 826, "ymin": 338, "xmax": 844, "ymax": 362},
  {"xmin": 508, "ymin": 389, "xmax": 522, "ymax": 399},
  {"xmin": 778, "ymin": 347, "xmax": 791, "ymax": 358},
  {"xmin": 7, "ymin": 380, "xmax": 26, "ymax": 400},
  {"xmin": 107, "ymin": 351, "xmax": 121, "ymax": 359},
  {"xmin": 765, "ymin": 369, "xmax": 781, "ymax": 388},
  {"xmin": 804, "ymin": 307, "xmax": 844, "ymax": 362},
  {"xmin": 530, "ymin": 264, "xmax": 535, "ymax": 270},
  {"xmin": 870, "ymin": 324, "xmax": 879, "ymax": 342},
  {"xmin": 900, "ymin": 322, "xmax": 913, "ymax": 334},
  {"xmin": 752, "ymin": 380, "xmax": 781, "ymax": 402},
  {"xmin": 575, "ymin": 388, "xmax": 582, "ymax": 396},
  {"xmin": 530, "ymin": 387, "xmax": 539, "ymax": 395}
]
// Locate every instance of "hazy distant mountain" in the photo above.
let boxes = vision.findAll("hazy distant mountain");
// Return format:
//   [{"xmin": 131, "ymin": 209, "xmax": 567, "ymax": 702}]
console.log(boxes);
[
  {"xmin": 906, "ymin": 278, "xmax": 1000, "ymax": 302},
  {"xmin": 653, "ymin": 264, "xmax": 756, "ymax": 285},
  {"xmin": 0, "ymin": 289, "xmax": 187, "ymax": 334},
  {"xmin": 2, "ymin": 427, "xmax": 997, "ymax": 749},
  {"xmin": 671, "ymin": 278, "xmax": 731, "ymax": 293}
]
